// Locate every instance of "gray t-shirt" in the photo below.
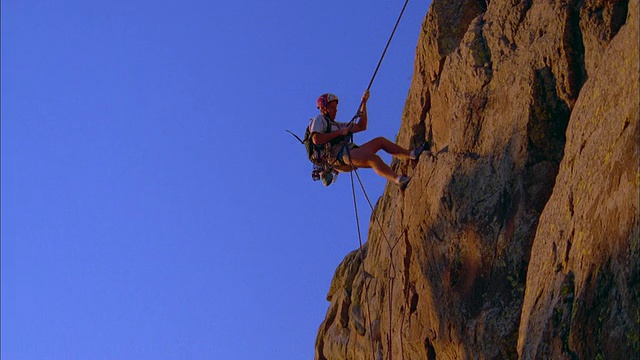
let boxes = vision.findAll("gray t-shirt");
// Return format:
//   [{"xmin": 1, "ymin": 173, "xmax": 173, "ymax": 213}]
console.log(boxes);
[{"xmin": 308, "ymin": 114, "xmax": 349, "ymax": 135}]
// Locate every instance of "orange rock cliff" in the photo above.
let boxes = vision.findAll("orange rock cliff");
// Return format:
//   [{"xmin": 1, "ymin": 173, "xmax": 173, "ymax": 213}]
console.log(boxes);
[{"xmin": 315, "ymin": 0, "xmax": 638, "ymax": 358}]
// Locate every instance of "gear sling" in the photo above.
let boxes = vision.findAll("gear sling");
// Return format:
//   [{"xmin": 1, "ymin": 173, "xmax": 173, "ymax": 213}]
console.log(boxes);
[{"xmin": 303, "ymin": 115, "xmax": 353, "ymax": 186}]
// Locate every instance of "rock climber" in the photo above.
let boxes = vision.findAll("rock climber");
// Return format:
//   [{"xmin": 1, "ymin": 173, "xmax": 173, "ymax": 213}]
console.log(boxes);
[{"xmin": 309, "ymin": 90, "xmax": 429, "ymax": 189}]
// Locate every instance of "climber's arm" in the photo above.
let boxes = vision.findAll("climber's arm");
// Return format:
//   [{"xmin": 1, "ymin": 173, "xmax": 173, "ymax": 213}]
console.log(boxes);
[
  {"xmin": 312, "ymin": 129, "xmax": 350, "ymax": 145},
  {"xmin": 350, "ymin": 90, "xmax": 369, "ymax": 133}
]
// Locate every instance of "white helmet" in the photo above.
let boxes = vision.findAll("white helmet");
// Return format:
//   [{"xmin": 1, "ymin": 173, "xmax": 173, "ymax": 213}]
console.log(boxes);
[{"xmin": 316, "ymin": 93, "xmax": 339, "ymax": 109}]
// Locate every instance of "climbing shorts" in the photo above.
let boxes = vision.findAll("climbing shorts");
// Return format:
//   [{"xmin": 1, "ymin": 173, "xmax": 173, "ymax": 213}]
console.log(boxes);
[{"xmin": 329, "ymin": 142, "xmax": 359, "ymax": 172}]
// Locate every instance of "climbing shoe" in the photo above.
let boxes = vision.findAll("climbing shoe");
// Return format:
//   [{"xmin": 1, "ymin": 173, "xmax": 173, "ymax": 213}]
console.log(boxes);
[
  {"xmin": 410, "ymin": 141, "xmax": 432, "ymax": 160},
  {"xmin": 397, "ymin": 175, "xmax": 411, "ymax": 190}
]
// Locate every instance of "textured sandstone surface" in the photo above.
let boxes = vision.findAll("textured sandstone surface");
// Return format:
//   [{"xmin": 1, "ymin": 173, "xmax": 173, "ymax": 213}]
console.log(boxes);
[
  {"xmin": 518, "ymin": 0, "xmax": 639, "ymax": 357},
  {"xmin": 315, "ymin": 0, "xmax": 638, "ymax": 359}
]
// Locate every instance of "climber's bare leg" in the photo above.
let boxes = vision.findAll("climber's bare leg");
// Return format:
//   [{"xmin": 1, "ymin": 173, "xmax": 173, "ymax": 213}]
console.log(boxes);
[
  {"xmin": 346, "ymin": 147, "xmax": 399, "ymax": 182},
  {"xmin": 357, "ymin": 137, "xmax": 412, "ymax": 159}
]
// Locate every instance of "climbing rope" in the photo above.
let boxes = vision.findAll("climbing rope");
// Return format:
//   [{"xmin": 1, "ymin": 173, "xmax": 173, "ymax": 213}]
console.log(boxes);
[
  {"xmin": 365, "ymin": 0, "xmax": 411, "ymax": 92},
  {"xmin": 346, "ymin": 143, "xmax": 410, "ymax": 360},
  {"xmin": 340, "ymin": 1, "xmax": 412, "ymax": 358},
  {"xmin": 347, "ymin": 162, "xmax": 377, "ymax": 360},
  {"xmin": 348, "ymin": 0, "xmax": 411, "ymax": 126}
]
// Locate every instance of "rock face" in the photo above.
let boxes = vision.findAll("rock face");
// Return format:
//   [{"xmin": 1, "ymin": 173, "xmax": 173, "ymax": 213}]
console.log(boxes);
[{"xmin": 315, "ymin": 0, "xmax": 638, "ymax": 359}]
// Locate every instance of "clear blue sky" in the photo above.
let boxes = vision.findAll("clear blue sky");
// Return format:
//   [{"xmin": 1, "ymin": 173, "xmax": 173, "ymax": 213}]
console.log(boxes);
[{"xmin": 2, "ymin": 1, "xmax": 430, "ymax": 358}]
